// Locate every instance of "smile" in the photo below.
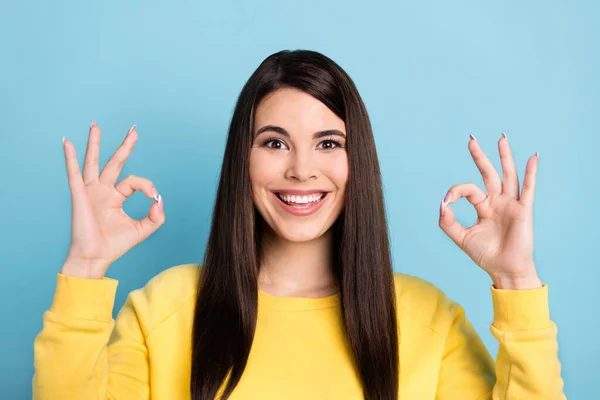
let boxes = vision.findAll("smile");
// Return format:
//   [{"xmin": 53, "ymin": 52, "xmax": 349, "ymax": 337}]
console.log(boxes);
[
  {"xmin": 272, "ymin": 192, "xmax": 329, "ymax": 216},
  {"xmin": 276, "ymin": 193, "xmax": 325, "ymax": 205}
]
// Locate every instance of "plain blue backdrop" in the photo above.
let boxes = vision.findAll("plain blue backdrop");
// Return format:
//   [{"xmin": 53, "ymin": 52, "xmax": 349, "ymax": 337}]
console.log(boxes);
[{"xmin": 1, "ymin": 0, "xmax": 598, "ymax": 398}]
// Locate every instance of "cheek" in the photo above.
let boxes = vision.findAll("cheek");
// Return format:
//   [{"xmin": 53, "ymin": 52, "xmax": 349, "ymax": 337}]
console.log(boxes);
[
  {"xmin": 325, "ymin": 153, "xmax": 349, "ymax": 190},
  {"xmin": 249, "ymin": 151, "xmax": 283, "ymax": 192}
]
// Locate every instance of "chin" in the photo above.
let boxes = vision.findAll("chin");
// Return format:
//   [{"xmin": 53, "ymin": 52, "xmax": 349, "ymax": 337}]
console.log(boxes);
[{"xmin": 272, "ymin": 223, "xmax": 330, "ymax": 243}]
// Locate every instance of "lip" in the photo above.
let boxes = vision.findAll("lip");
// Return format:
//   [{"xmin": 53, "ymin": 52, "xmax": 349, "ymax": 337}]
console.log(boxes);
[
  {"xmin": 272, "ymin": 189, "xmax": 329, "ymax": 196},
  {"xmin": 272, "ymin": 191, "xmax": 329, "ymax": 216}
]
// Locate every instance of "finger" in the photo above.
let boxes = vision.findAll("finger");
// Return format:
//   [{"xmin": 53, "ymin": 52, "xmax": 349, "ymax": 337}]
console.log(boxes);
[
  {"xmin": 82, "ymin": 120, "xmax": 100, "ymax": 183},
  {"xmin": 438, "ymin": 200, "xmax": 468, "ymax": 249},
  {"xmin": 62, "ymin": 137, "xmax": 85, "ymax": 200},
  {"xmin": 519, "ymin": 152, "xmax": 539, "ymax": 207},
  {"xmin": 438, "ymin": 183, "xmax": 487, "ymax": 248},
  {"xmin": 135, "ymin": 195, "xmax": 165, "ymax": 242},
  {"xmin": 498, "ymin": 133, "xmax": 520, "ymax": 199},
  {"xmin": 114, "ymin": 174, "xmax": 159, "ymax": 203},
  {"xmin": 114, "ymin": 174, "xmax": 165, "ymax": 240},
  {"xmin": 468, "ymin": 135, "xmax": 503, "ymax": 195},
  {"xmin": 99, "ymin": 125, "xmax": 138, "ymax": 186},
  {"xmin": 441, "ymin": 182, "xmax": 488, "ymax": 209}
]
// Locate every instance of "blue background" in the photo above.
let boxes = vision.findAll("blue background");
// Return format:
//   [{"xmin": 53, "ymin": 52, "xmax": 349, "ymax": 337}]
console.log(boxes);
[{"xmin": 1, "ymin": 0, "xmax": 597, "ymax": 398}]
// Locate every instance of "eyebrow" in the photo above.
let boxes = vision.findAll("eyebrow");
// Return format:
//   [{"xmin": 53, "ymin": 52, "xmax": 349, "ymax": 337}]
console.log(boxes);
[{"xmin": 254, "ymin": 125, "xmax": 346, "ymax": 140}]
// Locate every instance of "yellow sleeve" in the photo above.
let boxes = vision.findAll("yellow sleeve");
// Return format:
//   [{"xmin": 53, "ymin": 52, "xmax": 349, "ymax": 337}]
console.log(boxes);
[
  {"xmin": 436, "ymin": 284, "xmax": 566, "ymax": 399},
  {"xmin": 489, "ymin": 284, "xmax": 565, "ymax": 399},
  {"xmin": 32, "ymin": 273, "xmax": 151, "ymax": 400}
]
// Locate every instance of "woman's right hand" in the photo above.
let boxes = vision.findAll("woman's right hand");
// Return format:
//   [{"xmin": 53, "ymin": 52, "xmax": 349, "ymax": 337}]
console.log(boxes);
[{"xmin": 61, "ymin": 121, "xmax": 165, "ymax": 279}]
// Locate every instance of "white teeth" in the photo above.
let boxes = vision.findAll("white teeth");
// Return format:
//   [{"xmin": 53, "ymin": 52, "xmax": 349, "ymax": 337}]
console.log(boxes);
[{"xmin": 278, "ymin": 193, "xmax": 325, "ymax": 204}]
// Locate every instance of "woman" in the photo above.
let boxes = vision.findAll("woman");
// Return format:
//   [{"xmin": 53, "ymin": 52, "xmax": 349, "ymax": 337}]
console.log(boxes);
[{"xmin": 33, "ymin": 50, "xmax": 565, "ymax": 399}]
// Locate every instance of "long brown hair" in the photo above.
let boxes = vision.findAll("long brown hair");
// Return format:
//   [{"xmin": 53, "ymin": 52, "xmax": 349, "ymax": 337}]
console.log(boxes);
[{"xmin": 191, "ymin": 50, "xmax": 399, "ymax": 400}]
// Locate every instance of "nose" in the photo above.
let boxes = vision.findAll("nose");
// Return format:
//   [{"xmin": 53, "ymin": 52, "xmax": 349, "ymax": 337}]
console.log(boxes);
[{"xmin": 285, "ymin": 148, "xmax": 317, "ymax": 182}]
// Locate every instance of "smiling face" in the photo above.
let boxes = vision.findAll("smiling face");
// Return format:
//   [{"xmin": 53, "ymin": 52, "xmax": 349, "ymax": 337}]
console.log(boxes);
[{"xmin": 249, "ymin": 87, "xmax": 349, "ymax": 243}]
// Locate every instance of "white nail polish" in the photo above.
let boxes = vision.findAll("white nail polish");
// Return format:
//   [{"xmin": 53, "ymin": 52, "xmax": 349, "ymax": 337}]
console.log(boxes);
[
  {"xmin": 502, "ymin": 132, "xmax": 507, "ymax": 139},
  {"xmin": 153, "ymin": 193, "xmax": 159, "ymax": 202},
  {"xmin": 535, "ymin": 151, "xmax": 539, "ymax": 159},
  {"xmin": 128, "ymin": 125, "xmax": 136, "ymax": 135},
  {"xmin": 470, "ymin": 134, "xmax": 477, "ymax": 142},
  {"xmin": 442, "ymin": 192, "xmax": 452, "ymax": 207},
  {"xmin": 62, "ymin": 136, "xmax": 66, "ymax": 145}
]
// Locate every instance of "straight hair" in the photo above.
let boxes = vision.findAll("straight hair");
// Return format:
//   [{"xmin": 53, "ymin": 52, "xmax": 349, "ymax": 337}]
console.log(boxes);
[{"xmin": 191, "ymin": 49, "xmax": 399, "ymax": 400}]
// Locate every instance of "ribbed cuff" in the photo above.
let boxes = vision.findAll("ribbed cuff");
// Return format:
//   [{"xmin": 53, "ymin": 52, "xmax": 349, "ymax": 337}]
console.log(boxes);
[
  {"xmin": 491, "ymin": 284, "xmax": 551, "ymax": 331},
  {"xmin": 50, "ymin": 273, "xmax": 119, "ymax": 322}
]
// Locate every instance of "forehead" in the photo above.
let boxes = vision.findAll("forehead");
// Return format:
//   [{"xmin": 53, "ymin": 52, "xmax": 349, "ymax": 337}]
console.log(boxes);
[{"xmin": 254, "ymin": 88, "xmax": 345, "ymax": 133}]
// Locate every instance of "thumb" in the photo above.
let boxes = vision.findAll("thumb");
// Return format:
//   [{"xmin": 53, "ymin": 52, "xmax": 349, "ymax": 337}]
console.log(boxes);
[
  {"xmin": 438, "ymin": 197, "xmax": 467, "ymax": 249},
  {"xmin": 438, "ymin": 184, "xmax": 487, "ymax": 249}
]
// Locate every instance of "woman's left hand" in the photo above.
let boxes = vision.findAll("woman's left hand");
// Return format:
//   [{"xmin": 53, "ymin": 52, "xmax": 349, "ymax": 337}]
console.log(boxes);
[{"xmin": 438, "ymin": 133, "xmax": 542, "ymax": 290}]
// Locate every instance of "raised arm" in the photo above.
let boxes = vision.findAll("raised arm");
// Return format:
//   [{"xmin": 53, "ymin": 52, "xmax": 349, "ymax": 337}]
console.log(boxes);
[
  {"xmin": 436, "ymin": 133, "xmax": 565, "ymax": 398},
  {"xmin": 33, "ymin": 121, "xmax": 165, "ymax": 399}
]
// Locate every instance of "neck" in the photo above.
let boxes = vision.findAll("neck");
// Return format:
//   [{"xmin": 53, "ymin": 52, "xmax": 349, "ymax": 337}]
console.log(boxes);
[{"xmin": 257, "ymin": 227, "xmax": 339, "ymax": 298}]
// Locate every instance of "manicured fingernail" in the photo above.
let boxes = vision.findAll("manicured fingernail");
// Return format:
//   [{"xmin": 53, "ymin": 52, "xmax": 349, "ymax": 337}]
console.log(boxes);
[
  {"xmin": 502, "ymin": 132, "xmax": 507, "ymax": 140},
  {"xmin": 158, "ymin": 194, "xmax": 164, "ymax": 211},
  {"xmin": 62, "ymin": 136, "xmax": 66, "ymax": 145},
  {"xmin": 443, "ymin": 191, "xmax": 452, "ymax": 205},
  {"xmin": 153, "ymin": 191, "xmax": 159, "ymax": 202},
  {"xmin": 470, "ymin": 134, "xmax": 477, "ymax": 142},
  {"xmin": 535, "ymin": 151, "xmax": 539, "ymax": 159},
  {"xmin": 91, "ymin": 120, "xmax": 96, "ymax": 129},
  {"xmin": 127, "ymin": 125, "xmax": 136, "ymax": 135},
  {"xmin": 440, "ymin": 200, "xmax": 445, "ymax": 217}
]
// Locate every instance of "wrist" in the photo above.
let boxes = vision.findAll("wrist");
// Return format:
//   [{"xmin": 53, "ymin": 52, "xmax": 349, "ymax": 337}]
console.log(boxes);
[
  {"xmin": 61, "ymin": 259, "xmax": 109, "ymax": 279},
  {"xmin": 491, "ymin": 273, "xmax": 542, "ymax": 290}
]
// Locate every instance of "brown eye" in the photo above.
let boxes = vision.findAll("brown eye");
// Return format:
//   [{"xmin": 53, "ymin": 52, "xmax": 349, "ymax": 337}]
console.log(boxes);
[
  {"xmin": 317, "ymin": 139, "xmax": 342, "ymax": 150},
  {"xmin": 262, "ymin": 137, "xmax": 288, "ymax": 150}
]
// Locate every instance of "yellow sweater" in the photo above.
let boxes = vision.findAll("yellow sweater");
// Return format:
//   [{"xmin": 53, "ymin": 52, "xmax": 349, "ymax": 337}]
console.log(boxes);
[{"xmin": 33, "ymin": 263, "xmax": 565, "ymax": 399}]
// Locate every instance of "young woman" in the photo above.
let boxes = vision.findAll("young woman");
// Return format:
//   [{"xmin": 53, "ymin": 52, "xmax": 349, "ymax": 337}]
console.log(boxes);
[{"xmin": 33, "ymin": 50, "xmax": 565, "ymax": 399}]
